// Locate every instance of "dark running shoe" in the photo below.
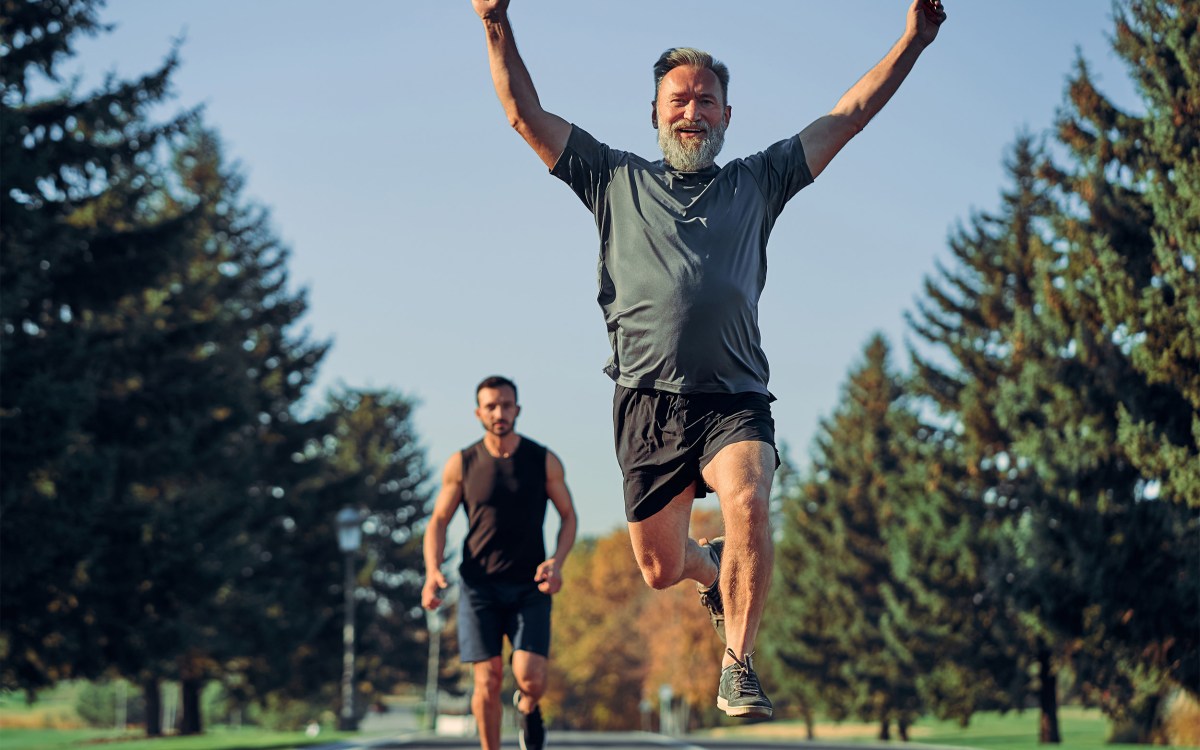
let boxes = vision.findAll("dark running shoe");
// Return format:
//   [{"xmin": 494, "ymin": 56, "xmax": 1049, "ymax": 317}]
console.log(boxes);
[
  {"xmin": 696, "ymin": 536, "xmax": 726, "ymax": 643},
  {"xmin": 513, "ymin": 689, "xmax": 545, "ymax": 750},
  {"xmin": 717, "ymin": 649, "xmax": 773, "ymax": 719}
]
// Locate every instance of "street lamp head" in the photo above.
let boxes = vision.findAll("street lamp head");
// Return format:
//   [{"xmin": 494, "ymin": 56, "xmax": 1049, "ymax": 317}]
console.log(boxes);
[{"xmin": 336, "ymin": 506, "xmax": 363, "ymax": 553}]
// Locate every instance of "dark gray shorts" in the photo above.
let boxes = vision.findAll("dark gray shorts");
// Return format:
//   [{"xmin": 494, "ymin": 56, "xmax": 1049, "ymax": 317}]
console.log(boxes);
[
  {"xmin": 457, "ymin": 577, "xmax": 552, "ymax": 663},
  {"xmin": 613, "ymin": 386, "xmax": 778, "ymax": 522}
]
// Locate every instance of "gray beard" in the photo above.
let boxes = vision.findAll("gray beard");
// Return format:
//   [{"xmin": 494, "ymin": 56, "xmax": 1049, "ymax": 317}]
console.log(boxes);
[{"xmin": 658, "ymin": 119, "xmax": 726, "ymax": 171}]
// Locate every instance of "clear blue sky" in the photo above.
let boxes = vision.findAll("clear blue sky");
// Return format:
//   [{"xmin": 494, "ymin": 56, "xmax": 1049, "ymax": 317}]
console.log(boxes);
[{"xmin": 69, "ymin": 1, "xmax": 1137, "ymax": 540}]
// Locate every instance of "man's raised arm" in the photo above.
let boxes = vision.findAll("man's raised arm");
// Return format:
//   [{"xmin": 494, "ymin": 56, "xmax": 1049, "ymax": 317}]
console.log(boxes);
[
  {"xmin": 799, "ymin": 0, "xmax": 946, "ymax": 179},
  {"xmin": 471, "ymin": 0, "xmax": 571, "ymax": 169}
]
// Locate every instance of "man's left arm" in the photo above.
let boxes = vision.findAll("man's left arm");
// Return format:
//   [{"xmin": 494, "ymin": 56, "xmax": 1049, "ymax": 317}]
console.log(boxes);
[
  {"xmin": 535, "ymin": 449, "xmax": 577, "ymax": 595},
  {"xmin": 799, "ymin": 0, "xmax": 946, "ymax": 179}
]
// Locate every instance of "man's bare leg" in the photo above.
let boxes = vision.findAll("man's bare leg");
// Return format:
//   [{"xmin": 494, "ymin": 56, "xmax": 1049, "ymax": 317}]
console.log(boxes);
[
  {"xmin": 627, "ymin": 483, "xmax": 719, "ymax": 591},
  {"xmin": 511, "ymin": 650, "xmax": 548, "ymax": 709},
  {"xmin": 471, "ymin": 657, "xmax": 504, "ymax": 750},
  {"xmin": 701, "ymin": 440, "xmax": 775, "ymax": 667}
]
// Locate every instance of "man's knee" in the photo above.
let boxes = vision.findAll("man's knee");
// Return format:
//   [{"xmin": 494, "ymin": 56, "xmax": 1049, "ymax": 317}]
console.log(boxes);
[
  {"xmin": 473, "ymin": 661, "xmax": 504, "ymax": 705},
  {"xmin": 637, "ymin": 553, "xmax": 683, "ymax": 590},
  {"xmin": 720, "ymin": 485, "xmax": 771, "ymax": 527},
  {"xmin": 515, "ymin": 669, "xmax": 546, "ymax": 700}
]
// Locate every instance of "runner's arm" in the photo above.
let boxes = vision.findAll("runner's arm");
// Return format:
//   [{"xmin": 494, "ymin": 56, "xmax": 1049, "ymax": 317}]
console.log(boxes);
[
  {"xmin": 471, "ymin": 0, "xmax": 571, "ymax": 168},
  {"xmin": 536, "ymin": 449, "xmax": 577, "ymax": 594},
  {"xmin": 798, "ymin": 0, "xmax": 946, "ymax": 179},
  {"xmin": 422, "ymin": 452, "xmax": 464, "ymax": 609}
]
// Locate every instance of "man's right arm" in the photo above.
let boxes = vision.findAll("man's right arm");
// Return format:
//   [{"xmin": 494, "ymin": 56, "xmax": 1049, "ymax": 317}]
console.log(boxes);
[
  {"xmin": 422, "ymin": 452, "xmax": 464, "ymax": 610},
  {"xmin": 472, "ymin": 0, "xmax": 571, "ymax": 169}
]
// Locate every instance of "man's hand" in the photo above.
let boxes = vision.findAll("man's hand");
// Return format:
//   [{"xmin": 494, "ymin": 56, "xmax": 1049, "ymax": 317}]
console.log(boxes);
[
  {"xmin": 471, "ymin": 0, "xmax": 509, "ymax": 20},
  {"xmin": 422, "ymin": 570, "xmax": 449, "ymax": 609},
  {"xmin": 908, "ymin": 0, "xmax": 947, "ymax": 48},
  {"xmin": 534, "ymin": 559, "xmax": 562, "ymax": 595}
]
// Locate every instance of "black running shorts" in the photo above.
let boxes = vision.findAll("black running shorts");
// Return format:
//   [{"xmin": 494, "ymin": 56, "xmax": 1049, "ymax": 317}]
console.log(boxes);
[
  {"xmin": 613, "ymin": 386, "xmax": 778, "ymax": 522},
  {"xmin": 457, "ymin": 578, "xmax": 552, "ymax": 663}
]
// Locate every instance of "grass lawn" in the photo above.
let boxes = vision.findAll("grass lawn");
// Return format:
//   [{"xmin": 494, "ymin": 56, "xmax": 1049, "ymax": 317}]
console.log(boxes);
[
  {"xmin": 0, "ymin": 684, "xmax": 355, "ymax": 750},
  {"xmin": 699, "ymin": 706, "xmax": 1195, "ymax": 750},
  {"xmin": 0, "ymin": 726, "xmax": 351, "ymax": 750},
  {"xmin": 913, "ymin": 707, "xmax": 1131, "ymax": 749}
]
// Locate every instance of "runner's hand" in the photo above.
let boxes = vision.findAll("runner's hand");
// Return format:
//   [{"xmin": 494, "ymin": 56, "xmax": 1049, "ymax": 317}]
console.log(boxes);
[
  {"xmin": 909, "ymin": 0, "xmax": 947, "ymax": 47},
  {"xmin": 422, "ymin": 570, "xmax": 449, "ymax": 609},
  {"xmin": 471, "ymin": 0, "xmax": 510, "ymax": 20},
  {"xmin": 535, "ymin": 559, "xmax": 562, "ymax": 595}
]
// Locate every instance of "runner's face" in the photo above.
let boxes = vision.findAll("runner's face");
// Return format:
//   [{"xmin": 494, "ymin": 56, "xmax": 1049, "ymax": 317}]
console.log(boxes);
[
  {"xmin": 475, "ymin": 386, "xmax": 519, "ymax": 436},
  {"xmin": 653, "ymin": 65, "xmax": 730, "ymax": 158}
]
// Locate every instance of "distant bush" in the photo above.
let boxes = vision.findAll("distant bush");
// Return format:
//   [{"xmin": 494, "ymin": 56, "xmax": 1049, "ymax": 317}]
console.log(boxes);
[{"xmin": 74, "ymin": 681, "xmax": 144, "ymax": 729}]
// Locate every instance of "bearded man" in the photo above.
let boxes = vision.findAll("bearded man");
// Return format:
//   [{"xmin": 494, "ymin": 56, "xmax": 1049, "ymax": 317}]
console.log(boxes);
[{"xmin": 470, "ymin": 0, "xmax": 946, "ymax": 719}]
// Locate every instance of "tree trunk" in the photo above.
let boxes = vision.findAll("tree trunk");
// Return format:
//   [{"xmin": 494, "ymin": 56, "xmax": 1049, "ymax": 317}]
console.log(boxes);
[
  {"xmin": 179, "ymin": 678, "xmax": 203, "ymax": 735},
  {"xmin": 1037, "ymin": 644, "xmax": 1061, "ymax": 744},
  {"xmin": 899, "ymin": 717, "xmax": 910, "ymax": 741},
  {"xmin": 879, "ymin": 719, "xmax": 891, "ymax": 740},
  {"xmin": 143, "ymin": 678, "xmax": 162, "ymax": 737},
  {"xmin": 804, "ymin": 709, "xmax": 815, "ymax": 740}
]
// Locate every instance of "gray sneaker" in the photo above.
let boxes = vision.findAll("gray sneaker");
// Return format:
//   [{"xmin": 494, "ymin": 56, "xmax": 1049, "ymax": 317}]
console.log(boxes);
[
  {"xmin": 717, "ymin": 649, "xmax": 773, "ymax": 719},
  {"xmin": 696, "ymin": 537, "xmax": 725, "ymax": 643}
]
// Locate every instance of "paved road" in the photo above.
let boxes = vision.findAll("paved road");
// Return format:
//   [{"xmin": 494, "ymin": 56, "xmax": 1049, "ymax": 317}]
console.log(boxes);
[
  {"xmin": 316, "ymin": 732, "xmax": 699, "ymax": 749},
  {"xmin": 317, "ymin": 730, "xmax": 964, "ymax": 750}
]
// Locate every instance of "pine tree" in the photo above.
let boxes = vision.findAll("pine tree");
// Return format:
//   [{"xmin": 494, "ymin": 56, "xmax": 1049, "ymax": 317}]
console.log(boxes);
[
  {"xmin": 906, "ymin": 137, "xmax": 1057, "ymax": 738},
  {"xmin": 218, "ymin": 387, "xmax": 431, "ymax": 722},
  {"xmin": 1060, "ymin": 0, "xmax": 1199, "ymax": 508},
  {"xmin": 770, "ymin": 335, "xmax": 923, "ymax": 738},
  {"xmin": 1, "ymin": 0, "xmax": 197, "ymax": 697},
  {"xmin": 1010, "ymin": 0, "xmax": 1199, "ymax": 737}
]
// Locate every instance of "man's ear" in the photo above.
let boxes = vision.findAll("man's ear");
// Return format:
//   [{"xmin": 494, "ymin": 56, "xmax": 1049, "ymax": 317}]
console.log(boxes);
[
  {"xmin": 650, "ymin": 102, "xmax": 658, "ymax": 129},
  {"xmin": 724, "ymin": 105, "xmax": 732, "ymax": 127}
]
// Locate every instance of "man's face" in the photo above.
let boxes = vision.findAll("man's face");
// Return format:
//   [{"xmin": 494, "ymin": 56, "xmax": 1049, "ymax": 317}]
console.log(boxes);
[
  {"xmin": 653, "ymin": 64, "xmax": 731, "ymax": 171},
  {"xmin": 475, "ymin": 386, "xmax": 519, "ymax": 436}
]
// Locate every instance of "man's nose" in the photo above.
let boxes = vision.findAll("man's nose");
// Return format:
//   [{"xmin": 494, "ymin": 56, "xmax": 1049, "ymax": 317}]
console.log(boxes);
[{"xmin": 683, "ymin": 100, "xmax": 699, "ymax": 120}]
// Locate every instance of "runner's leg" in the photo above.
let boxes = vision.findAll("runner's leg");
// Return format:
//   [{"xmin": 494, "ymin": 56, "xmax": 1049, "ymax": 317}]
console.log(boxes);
[
  {"xmin": 471, "ymin": 657, "xmax": 504, "ymax": 750},
  {"xmin": 701, "ymin": 440, "xmax": 774, "ymax": 667},
  {"xmin": 511, "ymin": 650, "xmax": 548, "ymax": 708},
  {"xmin": 627, "ymin": 482, "xmax": 719, "ymax": 590}
]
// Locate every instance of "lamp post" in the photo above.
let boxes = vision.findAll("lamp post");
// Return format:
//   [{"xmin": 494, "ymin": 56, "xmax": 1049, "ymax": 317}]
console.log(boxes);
[
  {"xmin": 424, "ymin": 606, "xmax": 442, "ymax": 732},
  {"xmin": 336, "ymin": 506, "xmax": 363, "ymax": 732}
]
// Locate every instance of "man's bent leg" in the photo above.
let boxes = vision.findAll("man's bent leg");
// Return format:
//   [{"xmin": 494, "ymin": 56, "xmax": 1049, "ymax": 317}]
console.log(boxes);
[
  {"xmin": 627, "ymin": 483, "xmax": 718, "ymax": 590},
  {"xmin": 471, "ymin": 657, "xmax": 504, "ymax": 750},
  {"xmin": 701, "ymin": 440, "xmax": 775, "ymax": 667},
  {"xmin": 511, "ymin": 650, "xmax": 548, "ymax": 750},
  {"xmin": 511, "ymin": 650, "xmax": 548, "ymax": 709}
]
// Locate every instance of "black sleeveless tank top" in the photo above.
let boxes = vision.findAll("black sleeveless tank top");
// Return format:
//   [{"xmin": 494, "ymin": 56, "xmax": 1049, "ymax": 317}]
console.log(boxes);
[{"xmin": 458, "ymin": 437, "xmax": 549, "ymax": 584}]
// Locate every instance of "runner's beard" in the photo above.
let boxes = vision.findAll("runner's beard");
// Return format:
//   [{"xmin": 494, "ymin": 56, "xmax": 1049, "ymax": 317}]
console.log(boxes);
[{"xmin": 658, "ymin": 118, "xmax": 726, "ymax": 171}]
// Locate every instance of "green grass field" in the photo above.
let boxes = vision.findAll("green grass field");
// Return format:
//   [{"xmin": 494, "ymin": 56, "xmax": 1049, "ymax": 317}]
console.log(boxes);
[
  {"xmin": 912, "ymin": 707, "xmax": 1129, "ymax": 749},
  {"xmin": 698, "ymin": 705, "xmax": 1197, "ymax": 750},
  {"xmin": 0, "ymin": 725, "xmax": 349, "ymax": 750}
]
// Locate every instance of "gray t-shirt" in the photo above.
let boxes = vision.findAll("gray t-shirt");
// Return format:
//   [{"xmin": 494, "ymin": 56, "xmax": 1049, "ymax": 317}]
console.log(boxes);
[{"xmin": 551, "ymin": 124, "xmax": 814, "ymax": 395}]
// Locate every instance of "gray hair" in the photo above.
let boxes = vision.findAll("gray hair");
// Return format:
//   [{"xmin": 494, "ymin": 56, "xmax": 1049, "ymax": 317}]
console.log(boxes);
[{"xmin": 652, "ymin": 47, "xmax": 730, "ymax": 104}]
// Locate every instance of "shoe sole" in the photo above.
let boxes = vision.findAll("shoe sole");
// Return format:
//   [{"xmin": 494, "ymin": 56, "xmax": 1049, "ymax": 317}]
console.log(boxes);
[{"xmin": 717, "ymin": 696, "xmax": 773, "ymax": 719}]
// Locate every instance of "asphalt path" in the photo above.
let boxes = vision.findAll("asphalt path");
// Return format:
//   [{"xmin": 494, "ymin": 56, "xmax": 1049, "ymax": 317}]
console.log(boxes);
[{"xmin": 315, "ymin": 730, "xmax": 967, "ymax": 750}]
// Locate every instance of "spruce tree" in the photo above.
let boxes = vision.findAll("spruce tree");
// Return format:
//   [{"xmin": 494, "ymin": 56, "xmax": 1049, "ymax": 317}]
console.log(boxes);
[
  {"xmin": 1011, "ymin": 0, "xmax": 1199, "ymax": 737},
  {"xmin": 770, "ymin": 335, "xmax": 922, "ymax": 738},
  {"xmin": 1, "ymin": 0, "xmax": 196, "ymax": 696},
  {"xmin": 1063, "ymin": 0, "xmax": 1199, "ymax": 508},
  {"xmin": 906, "ymin": 137, "xmax": 1058, "ymax": 739}
]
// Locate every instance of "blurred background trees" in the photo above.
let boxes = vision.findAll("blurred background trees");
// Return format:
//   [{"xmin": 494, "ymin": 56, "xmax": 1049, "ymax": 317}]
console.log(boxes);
[
  {"xmin": 2, "ymin": 0, "xmax": 1195, "ymax": 744},
  {"xmin": 2, "ymin": 0, "xmax": 432, "ymax": 735}
]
